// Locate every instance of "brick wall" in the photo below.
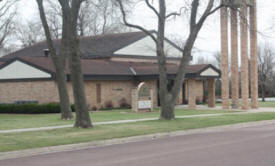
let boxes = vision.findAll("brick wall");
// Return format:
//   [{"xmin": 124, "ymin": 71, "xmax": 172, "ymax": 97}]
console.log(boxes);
[
  {"xmin": 0, "ymin": 81, "xmax": 59, "ymax": 104},
  {"xmin": 0, "ymin": 79, "xmax": 189, "ymax": 108},
  {"xmin": 0, "ymin": 79, "xmax": 160, "ymax": 108},
  {"xmin": 185, "ymin": 79, "xmax": 204, "ymax": 103}
]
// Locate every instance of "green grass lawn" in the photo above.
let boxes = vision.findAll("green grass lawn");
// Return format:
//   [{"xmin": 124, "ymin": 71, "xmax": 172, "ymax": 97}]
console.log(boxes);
[
  {"xmin": 259, "ymin": 101, "xmax": 275, "ymax": 107},
  {"xmin": 1, "ymin": 112, "xmax": 275, "ymax": 152},
  {"xmin": 0, "ymin": 109, "xmax": 236, "ymax": 130},
  {"xmin": 215, "ymin": 101, "xmax": 275, "ymax": 107}
]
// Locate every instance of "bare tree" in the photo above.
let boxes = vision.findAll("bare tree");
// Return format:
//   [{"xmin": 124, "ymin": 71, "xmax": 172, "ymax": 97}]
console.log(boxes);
[
  {"xmin": 56, "ymin": 0, "xmax": 92, "ymax": 128},
  {"xmin": 15, "ymin": 20, "xmax": 45, "ymax": 47},
  {"xmin": 44, "ymin": 0, "xmax": 62, "ymax": 39},
  {"xmin": 78, "ymin": 0, "xmax": 128, "ymax": 36},
  {"xmin": 195, "ymin": 56, "xmax": 211, "ymax": 64},
  {"xmin": 0, "ymin": 0, "xmax": 17, "ymax": 48},
  {"xmin": 45, "ymin": 0, "xmax": 130, "ymax": 37},
  {"xmin": 258, "ymin": 44, "xmax": 275, "ymax": 102},
  {"xmin": 36, "ymin": 0, "xmax": 73, "ymax": 120},
  {"xmin": 213, "ymin": 51, "xmax": 221, "ymax": 69},
  {"xmin": 116, "ymin": 0, "xmax": 222, "ymax": 120}
]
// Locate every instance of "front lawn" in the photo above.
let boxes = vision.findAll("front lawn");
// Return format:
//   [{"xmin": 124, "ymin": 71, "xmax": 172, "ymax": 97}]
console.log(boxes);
[
  {"xmin": 0, "ymin": 109, "xmax": 236, "ymax": 130},
  {"xmin": 259, "ymin": 101, "xmax": 275, "ymax": 108},
  {"xmin": 1, "ymin": 112, "xmax": 275, "ymax": 152},
  {"xmin": 216, "ymin": 101, "xmax": 275, "ymax": 108}
]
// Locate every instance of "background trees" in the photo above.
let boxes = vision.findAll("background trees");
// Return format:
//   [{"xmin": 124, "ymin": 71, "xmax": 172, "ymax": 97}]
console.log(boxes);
[
  {"xmin": 15, "ymin": 21, "xmax": 44, "ymax": 47},
  {"xmin": 78, "ymin": 0, "xmax": 128, "ymax": 36},
  {"xmin": 0, "ymin": 0, "xmax": 17, "ymax": 55},
  {"xmin": 258, "ymin": 43, "xmax": 275, "ymax": 102}
]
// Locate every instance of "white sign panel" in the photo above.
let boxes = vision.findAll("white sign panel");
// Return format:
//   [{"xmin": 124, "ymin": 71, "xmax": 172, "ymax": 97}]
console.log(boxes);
[{"xmin": 138, "ymin": 100, "xmax": 152, "ymax": 109}]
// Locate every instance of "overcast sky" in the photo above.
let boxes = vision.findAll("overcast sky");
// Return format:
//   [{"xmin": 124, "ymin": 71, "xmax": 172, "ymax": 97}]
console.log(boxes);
[{"xmin": 15, "ymin": 0, "xmax": 275, "ymax": 62}]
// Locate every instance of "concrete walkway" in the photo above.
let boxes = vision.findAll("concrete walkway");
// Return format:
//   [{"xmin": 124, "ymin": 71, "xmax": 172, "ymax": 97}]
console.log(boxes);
[
  {"xmin": 1, "ymin": 108, "xmax": 275, "ymax": 134},
  {"xmin": 176, "ymin": 105, "xmax": 275, "ymax": 112}
]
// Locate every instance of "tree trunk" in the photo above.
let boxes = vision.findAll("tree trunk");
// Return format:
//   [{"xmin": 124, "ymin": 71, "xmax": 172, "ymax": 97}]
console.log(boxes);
[
  {"xmin": 160, "ymin": 93, "xmax": 175, "ymax": 120},
  {"xmin": 68, "ymin": 36, "xmax": 92, "ymax": 128},
  {"xmin": 56, "ymin": 0, "xmax": 92, "ymax": 128},
  {"xmin": 261, "ymin": 83, "xmax": 265, "ymax": 102},
  {"xmin": 36, "ymin": 0, "xmax": 73, "ymax": 120},
  {"xmin": 54, "ymin": 61, "xmax": 73, "ymax": 120}
]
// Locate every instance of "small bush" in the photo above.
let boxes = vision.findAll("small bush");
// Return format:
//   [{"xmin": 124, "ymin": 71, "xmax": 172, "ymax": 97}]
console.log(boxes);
[
  {"xmin": 104, "ymin": 100, "xmax": 113, "ymax": 109},
  {"xmin": 119, "ymin": 98, "xmax": 131, "ymax": 108},
  {"xmin": 91, "ymin": 105, "xmax": 98, "ymax": 111},
  {"xmin": 0, "ymin": 103, "xmax": 75, "ymax": 114},
  {"xmin": 196, "ymin": 98, "xmax": 203, "ymax": 105}
]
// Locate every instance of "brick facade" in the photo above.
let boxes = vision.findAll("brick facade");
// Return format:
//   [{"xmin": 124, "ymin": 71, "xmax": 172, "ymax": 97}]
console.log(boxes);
[
  {"xmin": 0, "ymin": 81, "xmax": 59, "ymax": 104},
  {"xmin": 207, "ymin": 79, "xmax": 216, "ymax": 108},
  {"xmin": 240, "ymin": 3, "xmax": 249, "ymax": 110},
  {"xmin": 220, "ymin": 2, "xmax": 258, "ymax": 110},
  {"xmin": 185, "ymin": 79, "xmax": 204, "ymax": 104},
  {"xmin": 0, "ymin": 79, "xmax": 198, "ymax": 109},
  {"xmin": 220, "ymin": 7, "xmax": 230, "ymax": 109},
  {"xmin": 230, "ymin": 9, "xmax": 239, "ymax": 109},
  {"xmin": 249, "ymin": 0, "xmax": 258, "ymax": 109}
]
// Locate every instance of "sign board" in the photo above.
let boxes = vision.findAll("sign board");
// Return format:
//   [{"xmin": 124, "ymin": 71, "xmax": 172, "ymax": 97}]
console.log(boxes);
[{"xmin": 138, "ymin": 100, "xmax": 152, "ymax": 109}]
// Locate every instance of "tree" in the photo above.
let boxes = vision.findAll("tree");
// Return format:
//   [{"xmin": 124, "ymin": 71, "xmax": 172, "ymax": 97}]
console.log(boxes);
[
  {"xmin": 213, "ymin": 51, "xmax": 221, "ymax": 69},
  {"xmin": 37, "ymin": 0, "xmax": 92, "ymax": 128},
  {"xmin": 56, "ymin": 0, "xmax": 92, "ymax": 128},
  {"xmin": 258, "ymin": 43, "xmax": 275, "ymax": 102},
  {"xmin": 195, "ymin": 56, "xmax": 211, "ymax": 64},
  {"xmin": 36, "ymin": 0, "xmax": 73, "ymax": 120},
  {"xmin": 44, "ymin": 0, "xmax": 130, "ymax": 37},
  {"xmin": 15, "ymin": 20, "xmax": 45, "ymax": 47},
  {"xmin": 116, "ymin": 0, "xmax": 222, "ymax": 120},
  {"xmin": 0, "ymin": 0, "xmax": 17, "ymax": 49},
  {"xmin": 78, "ymin": 0, "xmax": 127, "ymax": 36}
]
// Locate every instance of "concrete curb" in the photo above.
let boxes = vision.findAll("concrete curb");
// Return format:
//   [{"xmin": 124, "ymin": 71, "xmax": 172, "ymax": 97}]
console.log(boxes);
[{"xmin": 1, "ymin": 119, "xmax": 275, "ymax": 161}]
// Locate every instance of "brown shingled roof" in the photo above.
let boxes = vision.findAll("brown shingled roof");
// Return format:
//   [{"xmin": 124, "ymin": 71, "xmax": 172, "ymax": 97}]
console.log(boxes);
[
  {"xmin": 2, "ymin": 57, "xmax": 219, "ymax": 80},
  {"xmin": 3, "ymin": 31, "xmax": 148, "ymax": 59}
]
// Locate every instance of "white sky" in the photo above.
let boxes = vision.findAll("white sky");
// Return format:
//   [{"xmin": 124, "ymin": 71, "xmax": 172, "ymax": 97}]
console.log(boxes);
[{"xmin": 15, "ymin": 0, "xmax": 275, "ymax": 62}]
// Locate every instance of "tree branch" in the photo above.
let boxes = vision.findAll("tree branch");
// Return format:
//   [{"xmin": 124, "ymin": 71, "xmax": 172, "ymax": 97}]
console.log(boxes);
[
  {"xmin": 115, "ymin": 0, "xmax": 157, "ymax": 43},
  {"xmin": 36, "ymin": 0, "xmax": 57, "ymax": 57},
  {"xmin": 165, "ymin": 7, "xmax": 185, "ymax": 19},
  {"xmin": 197, "ymin": 2, "xmax": 223, "ymax": 28},
  {"xmin": 144, "ymin": 0, "xmax": 160, "ymax": 19}
]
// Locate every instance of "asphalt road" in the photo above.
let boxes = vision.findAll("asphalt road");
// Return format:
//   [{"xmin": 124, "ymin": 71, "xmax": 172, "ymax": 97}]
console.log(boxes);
[{"xmin": 2, "ymin": 124, "xmax": 275, "ymax": 166}]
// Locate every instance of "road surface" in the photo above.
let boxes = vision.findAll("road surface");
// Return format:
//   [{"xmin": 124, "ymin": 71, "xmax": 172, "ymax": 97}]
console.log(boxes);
[{"xmin": 2, "ymin": 123, "xmax": 275, "ymax": 166}]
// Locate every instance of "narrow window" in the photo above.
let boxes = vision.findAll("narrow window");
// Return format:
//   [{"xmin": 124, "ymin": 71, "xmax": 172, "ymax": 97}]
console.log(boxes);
[{"xmin": 96, "ymin": 83, "xmax": 101, "ymax": 104}]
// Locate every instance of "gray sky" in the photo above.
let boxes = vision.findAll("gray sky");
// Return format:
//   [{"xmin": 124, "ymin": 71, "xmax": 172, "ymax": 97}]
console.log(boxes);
[{"xmin": 16, "ymin": 0, "xmax": 275, "ymax": 62}]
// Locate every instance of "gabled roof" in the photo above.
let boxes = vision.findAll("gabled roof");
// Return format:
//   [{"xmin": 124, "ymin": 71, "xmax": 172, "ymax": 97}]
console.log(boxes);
[
  {"xmin": 3, "ymin": 31, "xmax": 184, "ymax": 60},
  {"xmin": 0, "ymin": 57, "xmax": 220, "ymax": 81},
  {"xmin": 3, "ymin": 31, "xmax": 151, "ymax": 59},
  {"xmin": 184, "ymin": 64, "xmax": 221, "ymax": 78}
]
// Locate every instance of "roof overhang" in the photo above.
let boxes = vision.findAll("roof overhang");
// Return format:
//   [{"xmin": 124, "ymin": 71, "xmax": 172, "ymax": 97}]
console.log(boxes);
[{"xmin": 185, "ymin": 64, "xmax": 221, "ymax": 79}]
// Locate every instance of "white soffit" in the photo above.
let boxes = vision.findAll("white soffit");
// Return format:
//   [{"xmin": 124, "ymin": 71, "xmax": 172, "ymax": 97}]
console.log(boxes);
[
  {"xmin": 0, "ymin": 60, "xmax": 51, "ymax": 79},
  {"xmin": 114, "ymin": 36, "xmax": 182, "ymax": 58},
  {"xmin": 200, "ymin": 67, "xmax": 219, "ymax": 76}
]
